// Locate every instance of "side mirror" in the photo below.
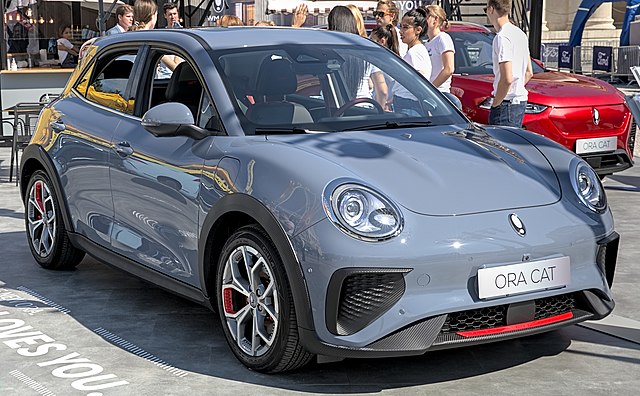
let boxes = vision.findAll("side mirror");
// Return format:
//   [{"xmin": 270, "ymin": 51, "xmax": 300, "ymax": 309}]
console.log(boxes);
[{"xmin": 141, "ymin": 102, "xmax": 208, "ymax": 140}]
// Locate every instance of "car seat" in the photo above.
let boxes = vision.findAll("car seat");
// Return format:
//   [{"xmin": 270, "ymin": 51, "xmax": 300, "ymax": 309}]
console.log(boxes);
[
  {"xmin": 165, "ymin": 62, "xmax": 202, "ymax": 117},
  {"xmin": 246, "ymin": 57, "xmax": 313, "ymax": 125}
]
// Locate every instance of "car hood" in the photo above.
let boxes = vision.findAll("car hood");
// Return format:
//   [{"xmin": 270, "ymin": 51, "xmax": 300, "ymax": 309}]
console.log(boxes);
[
  {"xmin": 268, "ymin": 125, "xmax": 561, "ymax": 216},
  {"xmin": 455, "ymin": 72, "xmax": 624, "ymax": 107}
]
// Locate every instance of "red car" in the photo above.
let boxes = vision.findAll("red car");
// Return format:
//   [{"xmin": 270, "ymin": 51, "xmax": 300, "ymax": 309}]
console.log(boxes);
[{"xmin": 448, "ymin": 22, "xmax": 636, "ymax": 177}]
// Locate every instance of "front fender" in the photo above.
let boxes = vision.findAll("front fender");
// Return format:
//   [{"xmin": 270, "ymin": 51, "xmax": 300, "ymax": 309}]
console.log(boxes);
[{"xmin": 198, "ymin": 193, "xmax": 315, "ymax": 331}]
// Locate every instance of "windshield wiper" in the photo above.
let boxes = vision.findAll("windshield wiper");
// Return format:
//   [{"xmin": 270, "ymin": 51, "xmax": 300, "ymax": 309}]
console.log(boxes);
[
  {"xmin": 342, "ymin": 121, "xmax": 433, "ymax": 132},
  {"xmin": 254, "ymin": 127, "xmax": 314, "ymax": 135}
]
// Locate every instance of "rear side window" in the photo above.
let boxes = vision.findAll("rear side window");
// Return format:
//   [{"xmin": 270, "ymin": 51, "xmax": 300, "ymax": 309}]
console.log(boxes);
[{"xmin": 75, "ymin": 52, "xmax": 137, "ymax": 114}]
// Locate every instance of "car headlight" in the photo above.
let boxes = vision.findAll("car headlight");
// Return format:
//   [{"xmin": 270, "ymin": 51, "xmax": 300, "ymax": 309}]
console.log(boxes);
[
  {"xmin": 479, "ymin": 97, "xmax": 493, "ymax": 110},
  {"xmin": 570, "ymin": 160, "xmax": 607, "ymax": 212},
  {"xmin": 525, "ymin": 103, "xmax": 548, "ymax": 114},
  {"xmin": 478, "ymin": 98, "xmax": 547, "ymax": 114},
  {"xmin": 324, "ymin": 182, "xmax": 403, "ymax": 241}
]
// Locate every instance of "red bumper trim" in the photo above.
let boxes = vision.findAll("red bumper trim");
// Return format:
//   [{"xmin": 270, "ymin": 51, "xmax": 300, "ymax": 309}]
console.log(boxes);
[{"xmin": 456, "ymin": 312, "xmax": 574, "ymax": 338}]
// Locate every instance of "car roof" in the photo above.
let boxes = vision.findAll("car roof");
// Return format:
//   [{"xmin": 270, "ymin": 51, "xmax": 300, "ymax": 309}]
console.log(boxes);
[
  {"xmin": 95, "ymin": 27, "xmax": 381, "ymax": 51},
  {"xmin": 447, "ymin": 21, "xmax": 492, "ymax": 33}
]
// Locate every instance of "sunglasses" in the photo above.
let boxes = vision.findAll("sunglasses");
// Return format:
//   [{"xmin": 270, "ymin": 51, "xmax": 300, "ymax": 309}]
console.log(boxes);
[{"xmin": 373, "ymin": 11, "xmax": 390, "ymax": 18}]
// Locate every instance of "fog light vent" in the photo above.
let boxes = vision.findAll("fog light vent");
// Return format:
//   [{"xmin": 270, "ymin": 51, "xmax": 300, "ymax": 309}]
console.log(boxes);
[
  {"xmin": 326, "ymin": 269, "xmax": 408, "ymax": 336},
  {"xmin": 596, "ymin": 232, "xmax": 620, "ymax": 288}
]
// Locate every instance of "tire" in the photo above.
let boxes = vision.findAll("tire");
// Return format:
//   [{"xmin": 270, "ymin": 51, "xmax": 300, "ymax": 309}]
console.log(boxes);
[
  {"xmin": 216, "ymin": 225, "xmax": 314, "ymax": 373},
  {"xmin": 24, "ymin": 170, "xmax": 85, "ymax": 270}
]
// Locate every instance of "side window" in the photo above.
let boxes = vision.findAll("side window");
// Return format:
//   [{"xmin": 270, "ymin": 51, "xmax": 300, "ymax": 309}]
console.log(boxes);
[
  {"xmin": 74, "ymin": 61, "xmax": 96, "ymax": 97},
  {"xmin": 198, "ymin": 94, "xmax": 223, "ymax": 131},
  {"xmin": 82, "ymin": 53, "xmax": 137, "ymax": 114},
  {"xmin": 147, "ymin": 51, "xmax": 204, "ymax": 121}
]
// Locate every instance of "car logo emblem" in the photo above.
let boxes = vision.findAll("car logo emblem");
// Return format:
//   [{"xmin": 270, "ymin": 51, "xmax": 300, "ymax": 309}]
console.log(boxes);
[
  {"xmin": 509, "ymin": 214, "xmax": 526, "ymax": 237},
  {"xmin": 592, "ymin": 108, "xmax": 600, "ymax": 126}
]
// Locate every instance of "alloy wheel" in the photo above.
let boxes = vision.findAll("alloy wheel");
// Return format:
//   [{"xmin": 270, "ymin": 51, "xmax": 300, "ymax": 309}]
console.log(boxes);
[
  {"xmin": 27, "ymin": 179, "xmax": 56, "ymax": 257},
  {"xmin": 221, "ymin": 245, "xmax": 280, "ymax": 357}
]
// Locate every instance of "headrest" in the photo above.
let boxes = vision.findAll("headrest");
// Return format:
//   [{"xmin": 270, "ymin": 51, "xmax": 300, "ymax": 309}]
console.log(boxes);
[
  {"xmin": 254, "ymin": 57, "xmax": 297, "ymax": 96},
  {"xmin": 166, "ymin": 62, "xmax": 199, "ymax": 101},
  {"xmin": 103, "ymin": 59, "xmax": 133, "ymax": 79}
]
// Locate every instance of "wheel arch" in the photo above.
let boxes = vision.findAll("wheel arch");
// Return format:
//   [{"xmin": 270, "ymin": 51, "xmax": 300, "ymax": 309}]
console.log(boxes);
[
  {"xmin": 198, "ymin": 193, "xmax": 314, "ymax": 332},
  {"xmin": 20, "ymin": 145, "xmax": 75, "ymax": 234}
]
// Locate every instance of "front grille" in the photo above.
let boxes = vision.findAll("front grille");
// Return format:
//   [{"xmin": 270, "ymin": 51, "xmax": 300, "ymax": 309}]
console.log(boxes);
[
  {"xmin": 441, "ymin": 293, "xmax": 576, "ymax": 334},
  {"xmin": 534, "ymin": 293, "xmax": 574, "ymax": 319},
  {"xmin": 442, "ymin": 305, "xmax": 505, "ymax": 333},
  {"xmin": 326, "ymin": 269, "xmax": 408, "ymax": 336}
]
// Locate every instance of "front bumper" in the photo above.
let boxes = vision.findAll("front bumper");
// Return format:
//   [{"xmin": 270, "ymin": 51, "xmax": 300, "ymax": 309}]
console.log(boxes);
[
  {"xmin": 292, "ymin": 203, "xmax": 618, "ymax": 359},
  {"xmin": 581, "ymin": 149, "xmax": 633, "ymax": 176}
]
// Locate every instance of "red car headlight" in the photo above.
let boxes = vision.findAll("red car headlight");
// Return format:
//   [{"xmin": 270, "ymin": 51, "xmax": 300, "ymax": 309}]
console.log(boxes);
[{"xmin": 478, "ymin": 98, "xmax": 547, "ymax": 114}]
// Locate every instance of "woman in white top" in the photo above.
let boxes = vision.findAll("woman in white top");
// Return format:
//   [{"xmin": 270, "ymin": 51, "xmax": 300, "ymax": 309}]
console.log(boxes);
[
  {"xmin": 328, "ymin": 6, "xmax": 388, "ymax": 110},
  {"xmin": 57, "ymin": 25, "xmax": 79, "ymax": 68},
  {"xmin": 391, "ymin": 8, "xmax": 431, "ymax": 116},
  {"xmin": 423, "ymin": 4, "xmax": 461, "ymax": 108}
]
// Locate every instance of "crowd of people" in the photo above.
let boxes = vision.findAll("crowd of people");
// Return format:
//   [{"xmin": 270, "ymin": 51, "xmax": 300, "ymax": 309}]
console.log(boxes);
[{"xmin": 94, "ymin": 0, "xmax": 532, "ymax": 128}]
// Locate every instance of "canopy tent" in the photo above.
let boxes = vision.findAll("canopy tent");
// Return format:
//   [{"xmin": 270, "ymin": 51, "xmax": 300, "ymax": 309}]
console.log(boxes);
[{"xmin": 569, "ymin": 0, "xmax": 640, "ymax": 47}]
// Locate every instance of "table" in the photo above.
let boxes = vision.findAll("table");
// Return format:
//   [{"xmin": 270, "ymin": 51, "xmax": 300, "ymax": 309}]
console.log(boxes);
[{"xmin": 3, "ymin": 102, "xmax": 45, "ymax": 184}]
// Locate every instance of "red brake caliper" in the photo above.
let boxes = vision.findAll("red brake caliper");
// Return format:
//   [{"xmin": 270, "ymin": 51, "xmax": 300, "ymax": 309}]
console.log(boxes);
[
  {"xmin": 34, "ymin": 181, "xmax": 44, "ymax": 220},
  {"xmin": 223, "ymin": 287, "xmax": 236, "ymax": 315}
]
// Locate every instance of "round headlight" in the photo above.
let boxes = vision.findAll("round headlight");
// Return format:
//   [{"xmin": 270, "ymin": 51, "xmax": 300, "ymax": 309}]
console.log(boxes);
[
  {"xmin": 571, "ymin": 161, "xmax": 606, "ymax": 212},
  {"xmin": 325, "ymin": 183, "xmax": 403, "ymax": 241},
  {"xmin": 339, "ymin": 191, "xmax": 368, "ymax": 227}
]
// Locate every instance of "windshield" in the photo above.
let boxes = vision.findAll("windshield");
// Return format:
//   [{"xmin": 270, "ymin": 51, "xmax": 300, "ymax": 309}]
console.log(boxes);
[
  {"xmin": 213, "ymin": 43, "xmax": 467, "ymax": 134},
  {"xmin": 449, "ymin": 31, "xmax": 544, "ymax": 75}
]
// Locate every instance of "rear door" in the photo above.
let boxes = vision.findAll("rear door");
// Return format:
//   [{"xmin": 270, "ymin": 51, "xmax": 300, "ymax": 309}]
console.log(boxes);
[{"xmin": 52, "ymin": 47, "xmax": 140, "ymax": 247}]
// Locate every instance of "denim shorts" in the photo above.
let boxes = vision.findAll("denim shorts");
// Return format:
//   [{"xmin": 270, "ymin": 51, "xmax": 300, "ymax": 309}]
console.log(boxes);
[{"xmin": 488, "ymin": 101, "xmax": 527, "ymax": 128}]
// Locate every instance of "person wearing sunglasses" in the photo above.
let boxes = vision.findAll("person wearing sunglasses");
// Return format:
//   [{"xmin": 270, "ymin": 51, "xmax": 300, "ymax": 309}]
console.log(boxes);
[
  {"xmin": 390, "ymin": 7, "xmax": 432, "ymax": 116},
  {"xmin": 485, "ymin": 0, "xmax": 533, "ymax": 128},
  {"xmin": 374, "ymin": 1, "xmax": 407, "ymax": 57}
]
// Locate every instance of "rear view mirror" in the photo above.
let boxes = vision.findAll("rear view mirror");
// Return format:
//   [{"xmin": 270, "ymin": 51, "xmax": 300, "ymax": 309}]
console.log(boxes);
[{"xmin": 141, "ymin": 102, "xmax": 207, "ymax": 140}]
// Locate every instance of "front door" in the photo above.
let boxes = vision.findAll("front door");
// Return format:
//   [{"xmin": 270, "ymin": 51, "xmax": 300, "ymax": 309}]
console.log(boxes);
[{"xmin": 108, "ymin": 50, "xmax": 212, "ymax": 286}]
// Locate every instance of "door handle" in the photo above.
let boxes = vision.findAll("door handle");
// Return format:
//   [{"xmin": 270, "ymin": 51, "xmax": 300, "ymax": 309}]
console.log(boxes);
[
  {"xmin": 50, "ymin": 119, "xmax": 65, "ymax": 133},
  {"xmin": 114, "ymin": 141, "xmax": 134, "ymax": 157}
]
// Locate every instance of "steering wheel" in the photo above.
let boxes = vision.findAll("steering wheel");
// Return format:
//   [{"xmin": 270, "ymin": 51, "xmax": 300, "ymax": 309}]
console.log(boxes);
[{"xmin": 333, "ymin": 98, "xmax": 385, "ymax": 117}]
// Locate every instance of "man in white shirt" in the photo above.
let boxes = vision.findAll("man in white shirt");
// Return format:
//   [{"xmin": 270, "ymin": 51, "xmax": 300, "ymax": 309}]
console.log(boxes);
[
  {"xmin": 485, "ymin": 0, "xmax": 533, "ymax": 128},
  {"xmin": 106, "ymin": 5, "xmax": 134, "ymax": 35}
]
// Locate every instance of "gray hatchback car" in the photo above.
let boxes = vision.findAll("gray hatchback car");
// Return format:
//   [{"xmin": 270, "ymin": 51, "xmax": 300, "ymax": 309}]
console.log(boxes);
[{"xmin": 20, "ymin": 28, "xmax": 618, "ymax": 373}]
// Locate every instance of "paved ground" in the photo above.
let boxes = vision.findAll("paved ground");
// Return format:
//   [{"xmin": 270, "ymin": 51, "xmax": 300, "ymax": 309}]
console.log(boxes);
[{"xmin": 0, "ymin": 140, "xmax": 639, "ymax": 395}]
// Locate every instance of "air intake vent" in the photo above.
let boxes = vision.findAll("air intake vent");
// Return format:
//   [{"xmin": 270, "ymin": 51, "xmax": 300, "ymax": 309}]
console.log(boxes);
[
  {"xmin": 441, "ymin": 293, "xmax": 576, "ymax": 333},
  {"xmin": 326, "ymin": 269, "xmax": 408, "ymax": 336}
]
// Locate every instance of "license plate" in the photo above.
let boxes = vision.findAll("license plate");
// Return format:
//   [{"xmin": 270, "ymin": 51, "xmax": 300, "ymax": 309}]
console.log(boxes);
[
  {"xmin": 477, "ymin": 257, "xmax": 570, "ymax": 299},
  {"xmin": 575, "ymin": 136, "xmax": 617, "ymax": 154}
]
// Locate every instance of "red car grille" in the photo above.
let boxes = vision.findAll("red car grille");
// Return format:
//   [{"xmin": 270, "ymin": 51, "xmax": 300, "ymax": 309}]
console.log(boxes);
[{"xmin": 548, "ymin": 104, "xmax": 628, "ymax": 138}]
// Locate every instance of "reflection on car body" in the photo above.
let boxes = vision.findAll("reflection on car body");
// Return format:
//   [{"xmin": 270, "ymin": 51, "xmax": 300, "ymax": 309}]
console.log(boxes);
[{"xmin": 20, "ymin": 27, "xmax": 618, "ymax": 373}]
